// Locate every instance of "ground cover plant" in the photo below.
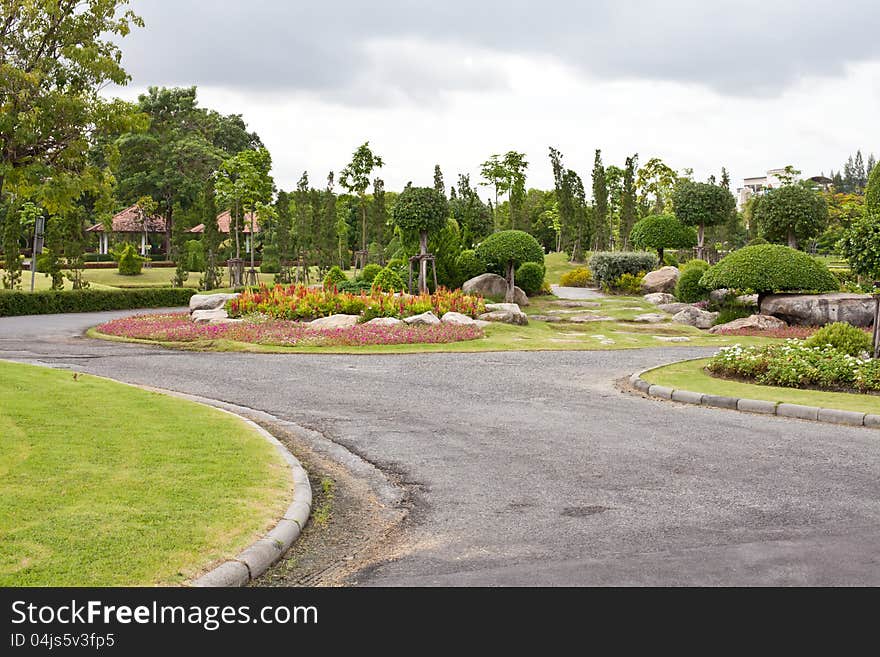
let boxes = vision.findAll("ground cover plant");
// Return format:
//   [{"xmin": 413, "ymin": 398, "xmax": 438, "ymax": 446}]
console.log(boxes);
[
  {"xmin": 226, "ymin": 284, "xmax": 485, "ymax": 321},
  {"xmin": 0, "ymin": 361, "xmax": 290, "ymax": 586}
]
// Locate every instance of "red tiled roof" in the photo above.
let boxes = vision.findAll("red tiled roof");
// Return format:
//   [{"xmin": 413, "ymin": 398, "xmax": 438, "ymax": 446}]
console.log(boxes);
[
  {"xmin": 189, "ymin": 210, "xmax": 261, "ymax": 234},
  {"xmin": 86, "ymin": 205, "xmax": 166, "ymax": 233}
]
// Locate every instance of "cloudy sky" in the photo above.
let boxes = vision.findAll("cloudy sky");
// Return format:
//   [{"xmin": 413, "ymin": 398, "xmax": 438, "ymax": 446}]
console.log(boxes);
[{"xmin": 110, "ymin": 0, "xmax": 880, "ymax": 197}]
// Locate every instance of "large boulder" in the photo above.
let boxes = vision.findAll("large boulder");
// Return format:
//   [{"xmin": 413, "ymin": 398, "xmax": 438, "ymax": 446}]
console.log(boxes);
[
  {"xmin": 632, "ymin": 313, "xmax": 668, "ymax": 324},
  {"xmin": 307, "ymin": 314, "xmax": 360, "ymax": 330},
  {"xmin": 641, "ymin": 266, "xmax": 680, "ymax": 294},
  {"xmin": 191, "ymin": 308, "xmax": 229, "ymax": 323},
  {"xmin": 761, "ymin": 293, "xmax": 874, "ymax": 327},
  {"xmin": 462, "ymin": 273, "xmax": 529, "ymax": 306},
  {"xmin": 672, "ymin": 306, "xmax": 719, "ymax": 329},
  {"xmin": 708, "ymin": 314, "xmax": 787, "ymax": 334},
  {"xmin": 404, "ymin": 311, "xmax": 441, "ymax": 326},
  {"xmin": 657, "ymin": 302, "xmax": 694, "ymax": 315},
  {"xmin": 189, "ymin": 293, "xmax": 239, "ymax": 313},
  {"xmin": 643, "ymin": 292, "xmax": 677, "ymax": 305},
  {"xmin": 366, "ymin": 317, "xmax": 403, "ymax": 326},
  {"xmin": 708, "ymin": 288, "xmax": 733, "ymax": 304},
  {"xmin": 479, "ymin": 303, "xmax": 528, "ymax": 325},
  {"xmin": 441, "ymin": 312, "xmax": 477, "ymax": 325}
]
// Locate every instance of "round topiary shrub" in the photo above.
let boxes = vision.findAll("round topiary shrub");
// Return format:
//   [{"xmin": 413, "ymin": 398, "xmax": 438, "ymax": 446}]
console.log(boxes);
[
  {"xmin": 700, "ymin": 244, "xmax": 839, "ymax": 304},
  {"xmin": 675, "ymin": 259, "xmax": 710, "ymax": 303},
  {"xmin": 114, "ymin": 242, "xmax": 145, "ymax": 276},
  {"xmin": 515, "ymin": 261, "xmax": 545, "ymax": 296},
  {"xmin": 371, "ymin": 266, "xmax": 406, "ymax": 293},
  {"xmin": 747, "ymin": 237, "xmax": 768, "ymax": 246},
  {"xmin": 629, "ymin": 213, "xmax": 697, "ymax": 262},
  {"xmin": 323, "ymin": 265, "xmax": 347, "ymax": 289},
  {"xmin": 475, "ymin": 230, "xmax": 544, "ymax": 301},
  {"xmin": 560, "ymin": 267, "xmax": 592, "ymax": 287},
  {"xmin": 804, "ymin": 322, "xmax": 872, "ymax": 356},
  {"xmin": 455, "ymin": 249, "xmax": 485, "ymax": 284},
  {"xmin": 359, "ymin": 263, "xmax": 382, "ymax": 284}
]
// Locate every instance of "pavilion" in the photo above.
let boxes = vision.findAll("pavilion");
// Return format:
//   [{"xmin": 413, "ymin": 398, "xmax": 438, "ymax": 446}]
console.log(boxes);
[
  {"xmin": 189, "ymin": 210, "xmax": 261, "ymax": 255},
  {"xmin": 86, "ymin": 205, "xmax": 166, "ymax": 255}
]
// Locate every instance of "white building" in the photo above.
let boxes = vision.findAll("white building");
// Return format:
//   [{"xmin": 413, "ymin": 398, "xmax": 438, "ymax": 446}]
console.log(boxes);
[{"xmin": 736, "ymin": 168, "xmax": 802, "ymax": 208}]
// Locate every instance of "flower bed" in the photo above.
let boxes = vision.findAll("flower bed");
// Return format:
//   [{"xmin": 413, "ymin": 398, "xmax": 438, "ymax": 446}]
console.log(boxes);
[
  {"xmin": 710, "ymin": 325, "xmax": 817, "ymax": 339},
  {"xmin": 226, "ymin": 284, "xmax": 485, "ymax": 321},
  {"xmin": 96, "ymin": 313, "xmax": 484, "ymax": 347},
  {"xmin": 708, "ymin": 341, "xmax": 880, "ymax": 393}
]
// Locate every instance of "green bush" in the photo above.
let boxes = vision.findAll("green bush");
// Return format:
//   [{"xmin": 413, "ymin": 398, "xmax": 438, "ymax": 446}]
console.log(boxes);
[
  {"xmin": 588, "ymin": 251, "xmax": 658, "ymax": 288},
  {"xmin": 323, "ymin": 265, "xmax": 347, "ymax": 289},
  {"xmin": 747, "ymin": 237, "xmax": 768, "ymax": 246},
  {"xmin": 605, "ymin": 272, "xmax": 644, "ymax": 295},
  {"xmin": 186, "ymin": 240, "xmax": 206, "ymax": 273},
  {"xmin": 515, "ymin": 262, "xmax": 545, "ymax": 295},
  {"xmin": 663, "ymin": 253, "xmax": 679, "ymax": 267},
  {"xmin": 392, "ymin": 186, "xmax": 449, "ymax": 235},
  {"xmin": 675, "ymin": 259, "xmax": 710, "ymax": 302},
  {"xmin": 371, "ymin": 267, "xmax": 406, "ymax": 293},
  {"xmin": 359, "ymin": 263, "xmax": 382, "ymax": 284},
  {"xmin": 113, "ymin": 243, "xmax": 145, "ymax": 276},
  {"xmin": 700, "ymin": 244, "xmax": 839, "ymax": 295},
  {"xmin": 560, "ymin": 267, "xmax": 592, "ymax": 287},
  {"xmin": 804, "ymin": 322, "xmax": 872, "ymax": 356},
  {"xmin": 455, "ymin": 249, "xmax": 485, "ymax": 284},
  {"xmin": 629, "ymin": 213, "xmax": 697, "ymax": 260},
  {"xmin": 713, "ymin": 303, "xmax": 753, "ymax": 326},
  {"xmin": 0, "ymin": 288, "xmax": 195, "ymax": 317},
  {"xmin": 337, "ymin": 279, "xmax": 373, "ymax": 294},
  {"xmin": 475, "ymin": 230, "xmax": 544, "ymax": 276}
]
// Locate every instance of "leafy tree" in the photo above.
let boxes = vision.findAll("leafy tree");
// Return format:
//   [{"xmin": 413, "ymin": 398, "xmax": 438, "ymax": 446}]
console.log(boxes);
[
  {"xmin": 2, "ymin": 202, "xmax": 27, "ymax": 289},
  {"xmin": 720, "ymin": 167, "xmax": 731, "ymax": 191},
  {"xmin": 449, "ymin": 174, "xmax": 492, "ymax": 248},
  {"xmin": 620, "ymin": 155, "xmax": 638, "ymax": 248},
  {"xmin": 480, "ymin": 154, "xmax": 509, "ymax": 230},
  {"xmin": 475, "ymin": 230, "xmax": 544, "ymax": 302},
  {"xmin": 636, "ymin": 157, "xmax": 678, "ymax": 214},
  {"xmin": 629, "ymin": 213, "xmax": 697, "ymax": 263},
  {"xmin": 503, "ymin": 151, "xmax": 528, "ymax": 232},
  {"xmin": 867, "ymin": 161, "xmax": 880, "ymax": 217},
  {"xmin": 370, "ymin": 177, "xmax": 388, "ymax": 261},
  {"xmin": 753, "ymin": 184, "xmax": 828, "ymax": 249},
  {"xmin": 199, "ymin": 179, "xmax": 222, "ymax": 290},
  {"xmin": 392, "ymin": 186, "xmax": 448, "ymax": 293},
  {"xmin": 273, "ymin": 189, "xmax": 293, "ymax": 283},
  {"xmin": 672, "ymin": 180, "xmax": 736, "ymax": 259},
  {"xmin": 433, "ymin": 165, "xmax": 445, "ymax": 198},
  {"xmin": 548, "ymin": 147, "xmax": 589, "ymax": 260},
  {"xmin": 339, "ymin": 142, "xmax": 384, "ymax": 257},
  {"xmin": 592, "ymin": 150, "xmax": 609, "ymax": 250},
  {"xmin": 839, "ymin": 216, "xmax": 880, "ymax": 281}
]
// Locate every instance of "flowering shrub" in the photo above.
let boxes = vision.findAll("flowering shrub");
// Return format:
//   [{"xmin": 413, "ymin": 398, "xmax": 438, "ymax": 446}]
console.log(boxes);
[
  {"xmin": 96, "ymin": 313, "xmax": 484, "ymax": 347},
  {"xmin": 226, "ymin": 284, "xmax": 485, "ymax": 321},
  {"xmin": 708, "ymin": 341, "xmax": 880, "ymax": 392}
]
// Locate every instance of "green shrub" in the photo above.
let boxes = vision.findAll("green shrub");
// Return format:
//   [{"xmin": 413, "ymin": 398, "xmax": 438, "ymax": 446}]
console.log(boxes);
[
  {"xmin": 605, "ymin": 272, "xmax": 645, "ymax": 295},
  {"xmin": 259, "ymin": 244, "xmax": 280, "ymax": 274},
  {"xmin": 323, "ymin": 265, "xmax": 347, "ymax": 289},
  {"xmin": 588, "ymin": 251, "xmax": 657, "ymax": 288},
  {"xmin": 515, "ymin": 262, "xmax": 545, "ymax": 295},
  {"xmin": 560, "ymin": 267, "xmax": 592, "ymax": 287},
  {"xmin": 713, "ymin": 303, "xmax": 753, "ymax": 325},
  {"xmin": 700, "ymin": 244, "xmax": 839, "ymax": 295},
  {"xmin": 0, "ymin": 288, "xmax": 195, "ymax": 317},
  {"xmin": 185, "ymin": 240, "xmax": 206, "ymax": 273},
  {"xmin": 663, "ymin": 252, "xmax": 679, "ymax": 267},
  {"xmin": 629, "ymin": 213, "xmax": 697, "ymax": 261},
  {"xmin": 113, "ymin": 243, "xmax": 145, "ymax": 276},
  {"xmin": 371, "ymin": 267, "xmax": 406, "ymax": 293},
  {"xmin": 747, "ymin": 237, "xmax": 768, "ymax": 246},
  {"xmin": 675, "ymin": 259, "xmax": 710, "ymax": 302},
  {"xmin": 455, "ymin": 249, "xmax": 485, "ymax": 284},
  {"xmin": 359, "ymin": 263, "xmax": 382, "ymax": 284},
  {"xmin": 336, "ymin": 279, "xmax": 373, "ymax": 294},
  {"xmin": 475, "ymin": 230, "xmax": 544, "ymax": 277},
  {"xmin": 804, "ymin": 322, "xmax": 872, "ymax": 356}
]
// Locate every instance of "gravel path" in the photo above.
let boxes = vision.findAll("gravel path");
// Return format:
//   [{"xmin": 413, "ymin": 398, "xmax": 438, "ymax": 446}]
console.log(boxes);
[{"xmin": 2, "ymin": 310, "xmax": 879, "ymax": 586}]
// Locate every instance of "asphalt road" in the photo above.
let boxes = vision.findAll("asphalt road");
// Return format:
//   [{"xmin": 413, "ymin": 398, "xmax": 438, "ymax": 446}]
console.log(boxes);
[{"xmin": 3, "ymin": 310, "xmax": 880, "ymax": 586}]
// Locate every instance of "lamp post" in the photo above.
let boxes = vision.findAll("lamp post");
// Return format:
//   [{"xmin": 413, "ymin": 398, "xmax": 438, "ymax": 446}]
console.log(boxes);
[{"xmin": 29, "ymin": 216, "xmax": 46, "ymax": 292}]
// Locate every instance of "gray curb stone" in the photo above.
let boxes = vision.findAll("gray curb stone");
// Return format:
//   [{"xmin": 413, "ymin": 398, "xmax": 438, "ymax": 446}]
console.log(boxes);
[
  {"xmin": 818, "ymin": 408, "xmax": 866, "ymax": 426},
  {"xmin": 633, "ymin": 378, "xmax": 651, "ymax": 393},
  {"xmin": 865, "ymin": 415, "xmax": 880, "ymax": 428},
  {"xmin": 702, "ymin": 395, "xmax": 738, "ymax": 410},
  {"xmin": 672, "ymin": 389, "xmax": 704, "ymax": 404},
  {"xmin": 647, "ymin": 385, "xmax": 673, "ymax": 400},
  {"xmin": 777, "ymin": 403, "xmax": 820, "ymax": 421},
  {"xmin": 737, "ymin": 398, "xmax": 778, "ymax": 414},
  {"xmin": 188, "ymin": 560, "xmax": 249, "ymax": 587}
]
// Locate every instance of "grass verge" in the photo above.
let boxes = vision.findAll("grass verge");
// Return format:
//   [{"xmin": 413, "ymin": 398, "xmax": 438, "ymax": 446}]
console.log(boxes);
[
  {"xmin": 0, "ymin": 360, "xmax": 291, "ymax": 586},
  {"xmin": 642, "ymin": 358, "xmax": 880, "ymax": 415}
]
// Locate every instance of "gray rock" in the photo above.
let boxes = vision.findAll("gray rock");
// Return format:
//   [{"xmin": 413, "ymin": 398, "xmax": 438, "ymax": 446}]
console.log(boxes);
[
  {"xmin": 709, "ymin": 288, "xmax": 734, "ymax": 304},
  {"xmin": 737, "ymin": 294, "xmax": 759, "ymax": 307},
  {"xmin": 366, "ymin": 317, "xmax": 404, "ymax": 326},
  {"xmin": 708, "ymin": 314, "xmax": 787, "ymax": 334},
  {"xmin": 654, "ymin": 336, "xmax": 691, "ymax": 342},
  {"xmin": 761, "ymin": 293, "xmax": 874, "ymax": 327},
  {"xmin": 672, "ymin": 306, "xmax": 719, "ymax": 329},
  {"xmin": 633, "ymin": 313, "xmax": 668, "ymax": 323},
  {"xmin": 568, "ymin": 314, "xmax": 614, "ymax": 323},
  {"xmin": 485, "ymin": 302, "xmax": 522, "ymax": 313},
  {"xmin": 441, "ymin": 311, "xmax": 476, "ymax": 325},
  {"xmin": 462, "ymin": 273, "xmax": 530, "ymax": 306},
  {"xmin": 209, "ymin": 317, "xmax": 243, "ymax": 325},
  {"xmin": 641, "ymin": 266, "xmax": 680, "ymax": 294},
  {"xmin": 474, "ymin": 320, "xmax": 492, "ymax": 329},
  {"xmin": 404, "ymin": 311, "xmax": 441, "ymax": 326},
  {"xmin": 191, "ymin": 308, "xmax": 229, "ymax": 323},
  {"xmin": 189, "ymin": 293, "xmax": 239, "ymax": 313},
  {"xmin": 657, "ymin": 302, "xmax": 693, "ymax": 314},
  {"xmin": 643, "ymin": 292, "xmax": 677, "ymax": 305},
  {"xmin": 527, "ymin": 314, "xmax": 564, "ymax": 323},
  {"xmin": 307, "ymin": 314, "xmax": 360, "ymax": 330},
  {"xmin": 478, "ymin": 310, "xmax": 528, "ymax": 326},
  {"xmin": 553, "ymin": 300, "xmax": 601, "ymax": 308}
]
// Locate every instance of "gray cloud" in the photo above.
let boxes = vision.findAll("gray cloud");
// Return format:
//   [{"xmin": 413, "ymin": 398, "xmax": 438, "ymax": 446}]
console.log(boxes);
[{"xmin": 121, "ymin": 0, "xmax": 880, "ymax": 101}]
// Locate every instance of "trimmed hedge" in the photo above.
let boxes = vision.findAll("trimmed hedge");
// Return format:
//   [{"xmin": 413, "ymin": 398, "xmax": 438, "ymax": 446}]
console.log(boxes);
[
  {"xmin": 0, "ymin": 288, "xmax": 196, "ymax": 317},
  {"xmin": 700, "ymin": 244, "xmax": 839, "ymax": 294},
  {"xmin": 588, "ymin": 251, "xmax": 658, "ymax": 288},
  {"xmin": 675, "ymin": 259, "xmax": 710, "ymax": 303}
]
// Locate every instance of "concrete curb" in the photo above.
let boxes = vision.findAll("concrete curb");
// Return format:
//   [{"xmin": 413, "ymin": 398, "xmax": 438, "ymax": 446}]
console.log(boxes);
[{"xmin": 627, "ymin": 364, "xmax": 880, "ymax": 431}]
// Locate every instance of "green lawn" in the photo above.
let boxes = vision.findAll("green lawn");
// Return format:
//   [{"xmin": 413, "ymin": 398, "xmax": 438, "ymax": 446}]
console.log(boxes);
[
  {"xmin": 0, "ymin": 271, "xmax": 116, "ymax": 292},
  {"xmin": 80, "ymin": 267, "xmax": 284, "ymax": 290},
  {"xmin": 642, "ymin": 358, "xmax": 880, "ymax": 415},
  {"xmin": 0, "ymin": 360, "xmax": 292, "ymax": 586},
  {"xmin": 543, "ymin": 251, "xmax": 588, "ymax": 285}
]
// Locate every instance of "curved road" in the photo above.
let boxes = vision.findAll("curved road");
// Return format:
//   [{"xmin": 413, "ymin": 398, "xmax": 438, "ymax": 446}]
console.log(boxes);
[{"xmin": 2, "ymin": 310, "xmax": 880, "ymax": 585}]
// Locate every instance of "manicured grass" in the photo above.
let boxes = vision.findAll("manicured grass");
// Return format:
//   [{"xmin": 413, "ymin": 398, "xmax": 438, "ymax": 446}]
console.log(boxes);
[
  {"xmin": 642, "ymin": 358, "xmax": 880, "ymax": 415},
  {"xmin": 543, "ymin": 251, "xmax": 589, "ymax": 285},
  {"xmin": 0, "ymin": 361, "xmax": 291, "ymax": 586},
  {"xmin": 80, "ymin": 267, "xmax": 284, "ymax": 290},
  {"xmin": 0, "ymin": 270, "xmax": 115, "ymax": 291}
]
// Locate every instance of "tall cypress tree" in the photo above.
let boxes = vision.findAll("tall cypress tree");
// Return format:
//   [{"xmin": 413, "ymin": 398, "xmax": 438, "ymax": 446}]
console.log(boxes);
[
  {"xmin": 200, "ymin": 179, "xmax": 222, "ymax": 290},
  {"xmin": 274, "ymin": 190, "xmax": 293, "ymax": 283},
  {"xmin": 372, "ymin": 177, "xmax": 387, "ymax": 263},
  {"xmin": 854, "ymin": 150, "xmax": 867, "ymax": 192},
  {"xmin": 720, "ymin": 167, "xmax": 731, "ymax": 191},
  {"xmin": 592, "ymin": 149, "xmax": 609, "ymax": 251},
  {"xmin": 433, "ymin": 165, "xmax": 445, "ymax": 198},
  {"xmin": 620, "ymin": 155, "xmax": 638, "ymax": 249}
]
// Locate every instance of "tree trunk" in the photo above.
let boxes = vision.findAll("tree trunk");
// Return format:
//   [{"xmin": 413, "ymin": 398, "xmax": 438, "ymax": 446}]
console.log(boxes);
[
  {"xmin": 361, "ymin": 196, "xmax": 367, "ymax": 254},
  {"xmin": 505, "ymin": 260, "xmax": 516, "ymax": 302},
  {"xmin": 250, "ymin": 212, "xmax": 256, "ymax": 271},
  {"xmin": 419, "ymin": 230, "xmax": 428, "ymax": 294},
  {"xmin": 658, "ymin": 247, "xmax": 665, "ymax": 264},
  {"xmin": 234, "ymin": 200, "xmax": 241, "ymax": 260},
  {"xmin": 787, "ymin": 229, "xmax": 797, "ymax": 249},
  {"xmin": 697, "ymin": 223, "xmax": 705, "ymax": 261}
]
